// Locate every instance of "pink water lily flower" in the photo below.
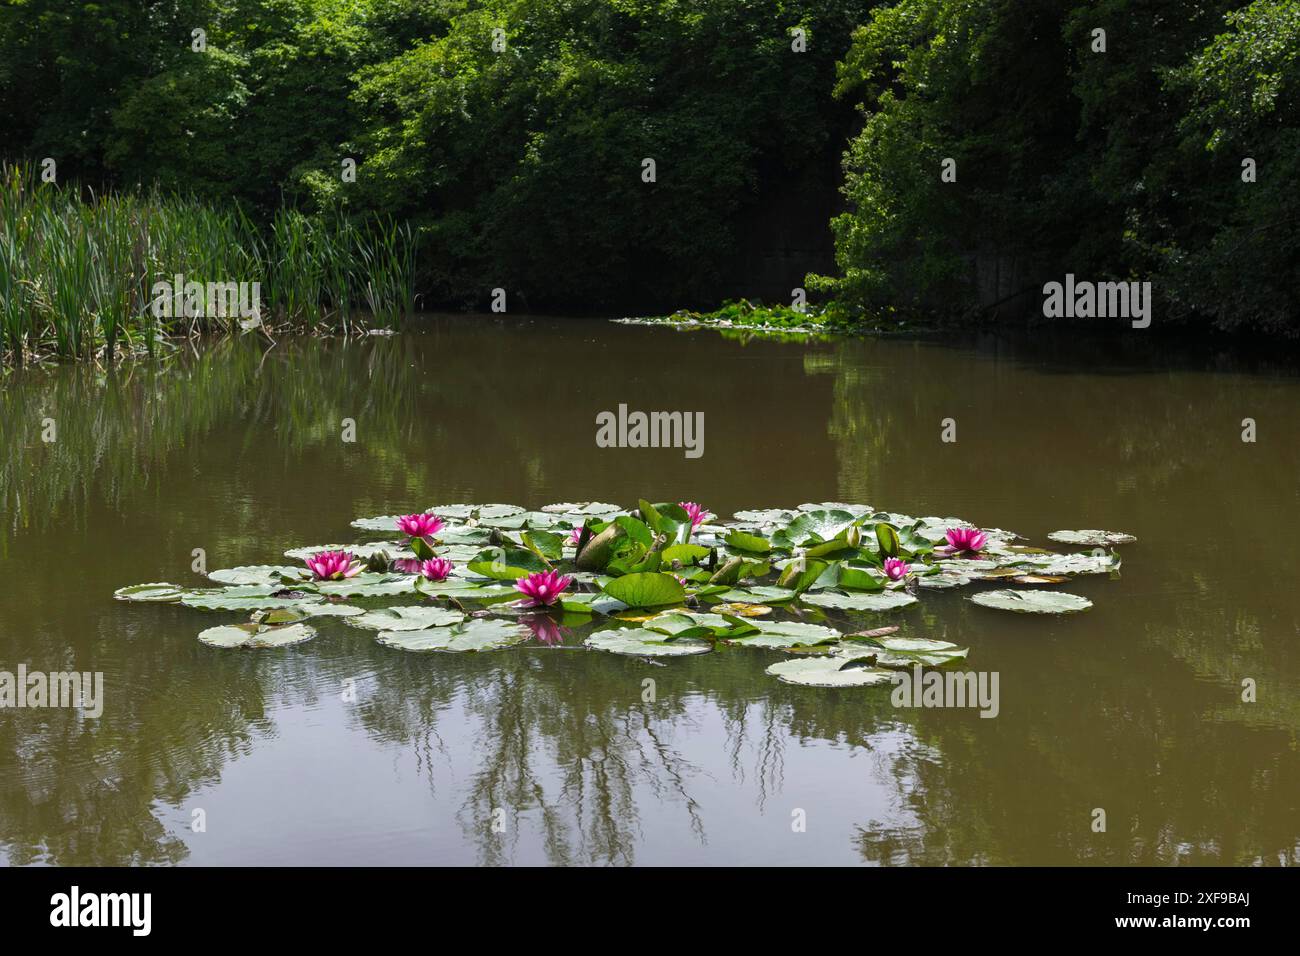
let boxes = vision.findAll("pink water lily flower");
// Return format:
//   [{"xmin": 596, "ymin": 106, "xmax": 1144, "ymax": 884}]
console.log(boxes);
[
  {"xmin": 305, "ymin": 550, "xmax": 364, "ymax": 581},
  {"xmin": 515, "ymin": 569, "xmax": 573, "ymax": 607},
  {"xmin": 943, "ymin": 527, "xmax": 988, "ymax": 554},
  {"xmin": 883, "ymin": 557, "xmax": 911, "ymax": 581},
  {"xmin": 396, "ymin": 513, "xmax": 445, "ymax": 539},
  {"xmin": 566, "ymin": 527, "xmax": 584, "ymax": 546},
  {"xmin": 392, "ymin": 557, "xmax": 422, "ymax": 575},
  {"xmin": 419, "ymin": 558, "xmax": 453, "ymax": 582},
  {"xmin": 678, "ymin": 501, "xmax": 712, "ymax": 531}
]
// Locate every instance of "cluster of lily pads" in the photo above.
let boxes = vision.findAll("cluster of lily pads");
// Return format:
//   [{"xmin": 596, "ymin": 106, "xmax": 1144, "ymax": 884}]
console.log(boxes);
[{"xmin": 114, "ymin": 500, "xmax": 1133, "ymax": 688}]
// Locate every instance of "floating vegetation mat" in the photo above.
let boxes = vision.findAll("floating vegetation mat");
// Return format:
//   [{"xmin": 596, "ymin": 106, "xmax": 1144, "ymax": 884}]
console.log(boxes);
[{"xmin": 114, "ymin": 500, "xmax": 1133, "ymax": 690}]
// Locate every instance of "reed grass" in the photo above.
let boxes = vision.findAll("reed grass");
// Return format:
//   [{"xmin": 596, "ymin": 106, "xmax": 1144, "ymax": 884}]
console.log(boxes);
[{"xmin": 0, "ymin": 162, "xmax": 419, "ymax": 364}]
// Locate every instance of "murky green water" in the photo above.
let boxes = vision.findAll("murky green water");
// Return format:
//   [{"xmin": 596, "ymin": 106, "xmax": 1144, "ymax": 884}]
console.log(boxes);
[{"xmin": 2, "ymin": 317, "xmax": 1297, "ymax": 865}]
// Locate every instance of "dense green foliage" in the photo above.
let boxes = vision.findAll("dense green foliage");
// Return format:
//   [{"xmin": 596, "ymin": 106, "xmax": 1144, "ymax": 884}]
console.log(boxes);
[
  {"xmin": 0, "ymin": 0, "xmax": 1295, "ymax": 331},
  {"xmin": 0, "ymin": 0, "xmax": 869, "ymax": 309},
  {"xmin": 816, "ymin": 0, "xmax": 1299, "ymax": 333}
]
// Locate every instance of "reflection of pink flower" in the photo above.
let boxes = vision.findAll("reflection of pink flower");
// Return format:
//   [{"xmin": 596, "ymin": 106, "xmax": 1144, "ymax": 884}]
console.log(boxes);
[
  {"xmin": 943, "ymin": 527, "xmax": 987, "ymax": 554},
  {"xmin": 392, "ymin": 557, "xmax": 422, "ymax": 574},
  {"xmin": 419, "ymin": 558, "xmax": 453, "ymax": 582},
  {"xmin": 523, "ymin": 615, "xmax": 569, "ymax": 646},
  {"xmin": 305, "ymin": 550, "xmax": 363, "ymax": 581},
  {"xmin": 515, "ymin": 569, "xmax": 573, "ymax": 607},
  {"xmin": 678, "ymin": 501, "xmax": 712, "ymax": 531},
  {"xmin": 883, "ymin": 557, "xmax": 911, "ymax": 581},
  {"xmin": 396, "ymin": 513, "xmax": 445, "ymax": 538}
]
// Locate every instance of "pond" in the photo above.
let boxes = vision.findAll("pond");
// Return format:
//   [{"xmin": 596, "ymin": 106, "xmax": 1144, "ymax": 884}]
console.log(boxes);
[{"xmin": 1, "ymin": 316, "xmax": 1298, "ymax": 865}]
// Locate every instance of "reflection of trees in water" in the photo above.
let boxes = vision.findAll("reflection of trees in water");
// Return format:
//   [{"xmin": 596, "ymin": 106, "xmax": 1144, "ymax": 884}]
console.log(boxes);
[
  {"xmin": 845, "ymin": 602, "xmax": 1300, "ymax": 866},
  {"xmin": 0, "ymin": 619, "xmax": 324, "ymax": 864},
  {"xmin": 353, "ymin": 650, "xmax": 712, "ymax": 865}
]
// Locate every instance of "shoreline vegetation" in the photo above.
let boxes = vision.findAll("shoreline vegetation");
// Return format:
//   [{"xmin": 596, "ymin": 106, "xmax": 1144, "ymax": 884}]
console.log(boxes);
[
  {"xmin": 0, "ymin": 164, "xmax": 417, "ymax": 366},
  {"xmin": 618, "ymin": 300, "xmax": 910, "ymax": 339},
  {"xmin": 0, "ymin": 0, "xmax": 1293, "ymax": 370}
]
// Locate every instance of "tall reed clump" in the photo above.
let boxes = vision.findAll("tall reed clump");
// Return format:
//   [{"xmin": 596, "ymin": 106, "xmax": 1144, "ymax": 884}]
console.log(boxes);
[{"xmin": 0, "ymin": 162, "xmax": 420, "ymax": 365}]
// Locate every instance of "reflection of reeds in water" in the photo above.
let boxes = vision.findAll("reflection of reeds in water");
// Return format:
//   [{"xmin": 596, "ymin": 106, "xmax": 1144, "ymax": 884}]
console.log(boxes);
[
  {"xmin": 0, "ymin": 163, "xmax": 418, "ymax": 363},
  {"xmin": 0, "ymin": 334, "xmax": 424, "ymax": 533}
]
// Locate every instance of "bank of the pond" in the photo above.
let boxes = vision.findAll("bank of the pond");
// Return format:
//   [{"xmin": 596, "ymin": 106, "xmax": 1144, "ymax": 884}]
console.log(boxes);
[{"xmin": 0, "ymin": 164, "xmax": 417, "ymax": 365}]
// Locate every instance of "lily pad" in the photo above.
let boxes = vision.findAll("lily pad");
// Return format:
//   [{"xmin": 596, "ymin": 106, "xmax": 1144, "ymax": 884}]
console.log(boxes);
[
  {"xmin": 969, "ymin": 589, "xmax": 1092, "ymax": 614},
  {"xmin": 284, "ymin": 541, "xmax": 402, "ymax": 561},
  {"xmin": 712, "ymin": 602, "xmax": 773, "ymax": 617},
  {"xmin": 181, "ymin": 586, "xmax": 325, "ymax": 612},
  {"xmin": 717, "ymin": 585, "xmax": 797, "ymax": 604},
  {"xmin": 1047, "ymin": 529, "xmax": 1136, "ymax": 547},
  {"xmin": 601, "ymin": 572, "xmax": 687, "ymax": 608},
  {"xmin": 313, "ymin": 574, "xmax": 418, "ymax": 597},
  {"xmin": 376, "ymin": 618, "xmax": 530, "ymax": 652},
  {"xmin": 541, "ymin": 501, "xmax": 623, "ymax": 515},
  {"xmin": 1011, "ymin": 552, "xmax": 1121, "ymax": 576},
  {"xmin": 114, "ymin": 583, "xmax": 184, "ymax": 603},
  {"xmin": 915, "ymin": 571, "xmax": 972, "ymax": 589},
  {"xmin": 208, "ymin": 565, "xmax": 306, "ymax": 586},
  {"xmin": 799, "ymin": 591, "xmax": 918, "ymax": 612},
  {"xmin": 725, "ymin": 619, "xmax": 842, "ymax": 649},
  {"xmin": 584, "ymin": 627, "xmax": 712, "ymax": 657},
  {"xmin": 198, "ymin": 622, "xmax": 317, "ymax": 648},
  {"xmin": 776, "ymin": 509, "xmax": 857, "ymax": 546},
  {"xmin": 839, "ymin": 635, "xmax": 969, "ymax": 668},
  {"xmin": 350, "ymin": 514, "xmax": 426, "ymax": 532},
  {"xmin": 732, "ymin": 508, "xmax": 796, "ymax": 524},
  {"xmin": 413, "ymin": 579, "xmax": 518, "ymax": 599},
  {"xmin": 766, "ymin": 657, "xmax": 894, "ymax": 687},
  {"xmin": 345, "ymin": 606, "xmax": 466, "ymax": 631},
  {"xmin": 256, "ymin": 604, "xmax": 365, "ymax": 623}
]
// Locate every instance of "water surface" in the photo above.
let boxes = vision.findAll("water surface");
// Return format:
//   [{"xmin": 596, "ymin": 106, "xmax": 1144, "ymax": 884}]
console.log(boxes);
[{"xmin": 1, "ymin": 317, "xmax": 1297, "ymax": 865}]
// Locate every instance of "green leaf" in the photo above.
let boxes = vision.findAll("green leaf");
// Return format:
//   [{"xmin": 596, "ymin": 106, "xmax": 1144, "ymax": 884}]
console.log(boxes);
[
  {"xmin": 345, "ymin": 606, "xmax": 465, "ymax": 631},
  {"xmin": 376, "ymin": 618, "xmax": 530, "ymax": 652},
  {"xmin": 766, "ymin": 658, "xmax": 894, "ymax": 687},
  {"xmin": 585, "ymin": 627, "xmax": 712, "ymax": 657},
  {"xmin": 725, "ymin": 529, "xmax": 772, "ymax": 553},
  {"xmin": 467, "ymin": 547, "xmax": 548, "ymax": 581},
  {"xmin": 775, "ymin": 559, "xmax": 829, "ymax": 594},
  {"xmin": 661, "ymin": 543, "xmax": 711, "ymax": 565},
  {"xmin": 799, "ymin": 591, "xmax": 918, "ymax": 612},
  {"xmin": 875, "ymin": 522, "xmax": 900, "ymax": 559},
  {"xmin": 199, "ymin": 622, "xmax": 317, "ymax": 649},
  {"xmin": 576, "ymin": 522, "xmax": 625, "ymax": 570},
  {"xmin": 775, "ymin": 509, "xmax": 856, "ymax": 547},
  {"xmin": 615, "ymin": 515, "xmax": 655, "ymax": 549},
  {"xmin": 968, "ymin": 590, "xmax": 1092, "ymax": 613},
  {"xmin": 837, "ymin": 566, "xmax": 886, "ymax": 591},
  {"xmin": 181, "ymin": 585, "xmax": 326, "ymax": 611},
  {"xmin": 601, "ymin": 572, "xmax": 687, "ymax": 608},
  {"xmin": 520, "ymin": 529, "xmax": 564, "ymax": 561},
  {"xmin": 208, "ymin": 565, "xmax": 306, "ymax": 586},
  {"xmin": 1047, "ymin": 530, "xmax": 1136, "ymax": 547},
  {"xmin": 114, "ymin": 582, "xmax": 184, "ymax": 603}
]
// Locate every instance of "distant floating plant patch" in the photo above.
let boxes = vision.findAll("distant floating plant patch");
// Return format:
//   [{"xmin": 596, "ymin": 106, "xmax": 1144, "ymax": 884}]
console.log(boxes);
[{"xmin": 112, "ymin": 501, "xmax": 1132, "ymax": 688}]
